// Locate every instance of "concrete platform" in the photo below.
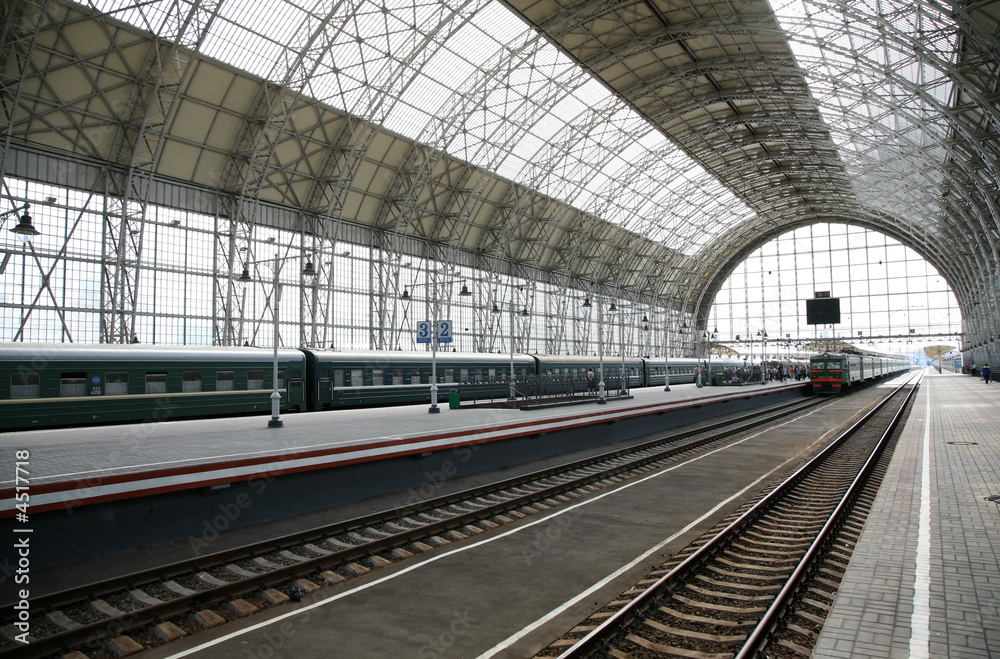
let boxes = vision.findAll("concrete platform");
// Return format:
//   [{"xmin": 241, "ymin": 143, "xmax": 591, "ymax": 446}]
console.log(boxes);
[
  {"xmin": 814, "ymin": 370, "xmax": 1000, "ymax": 658},
  {"xmin": 0, "ymin": 379, "xmax": 809, "ymax": 568},
  {"xmin": 124, "ymin": 375, "xmax": 863, "ymax": 659}
]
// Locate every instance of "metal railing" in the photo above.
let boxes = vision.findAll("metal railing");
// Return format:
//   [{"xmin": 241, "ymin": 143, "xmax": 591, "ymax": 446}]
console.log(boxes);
[{"xmin": 457, "ymin": 375, "xmax": 630, "ymax": 408}]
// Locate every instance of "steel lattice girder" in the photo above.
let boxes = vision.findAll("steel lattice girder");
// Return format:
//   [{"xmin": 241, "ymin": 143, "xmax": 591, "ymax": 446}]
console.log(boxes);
[{"xmin": 1, "ymin": 0, "xmax": 998, "ymax": 345}]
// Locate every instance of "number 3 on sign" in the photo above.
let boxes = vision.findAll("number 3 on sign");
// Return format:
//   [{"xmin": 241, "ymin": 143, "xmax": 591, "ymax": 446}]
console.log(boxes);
[
  {"xmin": 437, "ymin": 320, "xmax": 453, "ymax": 343},
  {"xmin": 416, "ymin": 320, "xmax": 432, "ymax": 343}
]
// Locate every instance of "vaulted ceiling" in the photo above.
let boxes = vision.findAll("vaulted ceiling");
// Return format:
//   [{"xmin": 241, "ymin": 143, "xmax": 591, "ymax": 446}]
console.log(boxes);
[{"xmin": 2, "ymin": 0, "xmax": 998, "ymax": 340}]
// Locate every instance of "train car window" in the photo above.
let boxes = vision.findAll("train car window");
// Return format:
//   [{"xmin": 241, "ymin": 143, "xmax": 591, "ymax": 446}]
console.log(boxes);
[
  {"xmin": 145, "ymin": 373, "xmax": 168, "ymax": 394},
  {"xmin": 10, "ymin": 373, "xmax": 40, "ymax": 399},
  {"xmin": 60, "ymin": 373, "xmax": 87, "ymax": 397},
  {"xmin": 460, "ymin": 368, "xmax": 469, "ymax": 381},
  {"xmin": 488, "ymin": 368, "xmax": 495, "ymax": 379},
  {"xmin": 182, "ymin": 371, "xmax": 202, "ymax": 392},
  {"xmin": 333, "ymin": 370, "xmax": 344, "ymax": 387},
  {"xmin": 393, "ymin": 369, "xmax": 403, "ymax": 385},
  {"xmin": 215, "ymin": 371, "xmax": 235, "ymax": 391},
  {"xmin": 444, "ymin": 368, "xmax": 455, "ymax": 383},
  {"xmin": 106, "ymin": 372, "xmax": 129, "ymax": 395},
  {"xmin": 372, "ymin": 369, "xmax": 385, "ymax": 386},
  {"xmin": 350, "ymin": 369, "xmax": 363, "ymax": 386},
  {"xmin": 277, "ymin": 371, "xmax": 285, "ymax": 389},
  {"xmin": 411, "ymin": 369, "xmax": 422, "ymax": 384},
  {"xmin": 247, "ymin": 370, "xmax": 265, "ymax": 389}
]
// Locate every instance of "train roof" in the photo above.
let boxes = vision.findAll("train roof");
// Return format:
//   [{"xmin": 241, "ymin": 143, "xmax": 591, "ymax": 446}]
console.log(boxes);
[
  {"xmin": 300, "ymin": 349, "xmax": 535, "ymax": 365},
  {"xmin": 532, "ymin": 353, "xmax": 643, "ymax": 364},
  {"xmin": 0, "ymin": 343, "xmax": 306, "ymax": 363}
]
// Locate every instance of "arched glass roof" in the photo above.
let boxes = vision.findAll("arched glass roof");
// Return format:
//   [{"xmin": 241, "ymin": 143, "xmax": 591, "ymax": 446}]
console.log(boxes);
[
  {"xmin": 2, "ymin": 0, "xmax": 997, "ymax": 350},
  {"xmin": 92, "ymin": 0, "xmax": 755, "ymax": 256}
]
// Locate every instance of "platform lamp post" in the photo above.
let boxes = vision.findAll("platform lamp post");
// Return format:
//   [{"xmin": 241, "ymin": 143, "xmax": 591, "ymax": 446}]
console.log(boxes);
[
  {"xmin": 618, "ymin": 306, "xmax": 628, "ymax": 394},
  {"xmin": 582, "ymin": 296, "xmax": 615, "ymax": 403},
  {"xmin": 401, "ymin": 277, "xmax": 472, "ymax": 413},
  {"xmin": 704, "ymin": 328, "xmax": 718, "ymax": 386},
  {"xmin": 643, "ymin": 312, "xmax": 665, "ymax": 391},
  {"xmin": 491, "ymin": 299, "xmax": 529, "ymax": 401},
  {"xmin": 239, "ymin": 254, "xmax": 317, "ymax": 428},
  {"xmin": 758, "ymin": 329, "xmax": 768, "ymax": 381},
  {"xmin": 663, "ymin": 314, "xmax": 672, "ymax": 392}
]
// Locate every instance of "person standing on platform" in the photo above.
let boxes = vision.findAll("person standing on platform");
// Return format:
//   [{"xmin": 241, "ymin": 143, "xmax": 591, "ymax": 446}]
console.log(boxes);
[
  {"xmin": 972, "ymin": 362, "xmax": 978, "ymax": 377},
  {"xmin": 983, "ymin": 363, "xmax": 991, "ymax": 384},
  {"xmin": 587, "ymin": 368, "xmax": 596, "ymax": 392}
]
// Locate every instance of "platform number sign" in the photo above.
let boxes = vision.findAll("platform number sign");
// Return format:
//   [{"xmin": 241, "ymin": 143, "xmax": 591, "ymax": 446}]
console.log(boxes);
[
  {"xmin": 436, "ymin": 320, "xmax": 453, "ymax": 343},
  {"xmin": 416, "ymin": 321, "xmax": 432, "ymax": 343},
  {"xmin": 416, "ymin": 320, "xmax": 453, "ymax": 344}
]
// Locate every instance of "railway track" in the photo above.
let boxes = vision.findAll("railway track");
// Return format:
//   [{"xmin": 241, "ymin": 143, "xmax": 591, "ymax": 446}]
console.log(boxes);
[
  {"xmin": 0, "ymin": 394, "xmax": 829, "ymax": 659},
  {"xmin": 535, "ymin": 372, "xmax": 922, "ymax": 659}
]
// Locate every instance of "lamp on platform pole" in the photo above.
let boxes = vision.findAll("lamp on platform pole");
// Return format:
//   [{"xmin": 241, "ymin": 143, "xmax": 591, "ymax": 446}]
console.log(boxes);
[
  {"xmin": 492, "ymin": 299, "xmax": 530, "ymax": 401},
  {"xmin": 239, "ymin": 254, "xmax": 317, "ymax": 428},
  {"xmin": 582, "ymin": 296, "xmax": 615, "ymax": 404}
]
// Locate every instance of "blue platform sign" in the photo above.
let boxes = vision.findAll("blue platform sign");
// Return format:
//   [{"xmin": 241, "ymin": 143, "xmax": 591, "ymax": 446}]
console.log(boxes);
[{"xmin": 416, "ymin": 320, "xmax": 453, "ymax": 343}]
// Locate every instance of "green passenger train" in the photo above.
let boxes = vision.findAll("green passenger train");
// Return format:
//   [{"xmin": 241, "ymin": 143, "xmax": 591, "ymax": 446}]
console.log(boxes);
[
  {"xmin": 809, "ymin": 351, "xmax": 912, "ymax": 395},
  {"xmin": 1, "ymin": 343, "xmax": 759, "ymax": 431}
]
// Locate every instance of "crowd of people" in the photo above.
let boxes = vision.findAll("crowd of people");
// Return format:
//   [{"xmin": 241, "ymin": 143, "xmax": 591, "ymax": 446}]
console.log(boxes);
[{"xmin": 717, "ymin": 363, "xmax": 809, "ymax": 385}]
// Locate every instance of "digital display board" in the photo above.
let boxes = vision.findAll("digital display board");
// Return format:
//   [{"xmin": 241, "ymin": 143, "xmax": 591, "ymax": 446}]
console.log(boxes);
[{"xmin": 806, "ymin": 298, "xmax": 841, "ymax": 324}]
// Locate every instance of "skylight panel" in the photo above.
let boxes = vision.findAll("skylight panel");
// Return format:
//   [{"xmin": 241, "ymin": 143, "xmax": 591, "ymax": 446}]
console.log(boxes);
[
  {"xmin": 472, "ymin": 0, "xmax": 532, "ymax": 45},
  {"xmin": 573, "ymin": 77, "xmax": 614, "ymax": 106},
  {"xmin": 506, "ymin": 130, "xmax": 548, "ymax": 168},
  {"xmin": 769, "ymin": 0, "xmax": 959, "ymax": 211},
  {"xmin": 420, "ymin": 40, "xmax": 485, "ymax": 87},
  {"xmin": 495, "ymin": 152, "xmax": 530, "ymax": 183},
  {"xmin": 91, "ymin": 0, "xmax": 755, "ymax": 259},
  {"xmin": 221, "ymin": 0, "xmax": 303, "ymax": 43},
  {"xmin": 199, "ymin": 17, "xmax": 283, "ymax": 79},
  {"xmin": 384, "ymin": 102, "xmax": 435, "ymax": 139}
]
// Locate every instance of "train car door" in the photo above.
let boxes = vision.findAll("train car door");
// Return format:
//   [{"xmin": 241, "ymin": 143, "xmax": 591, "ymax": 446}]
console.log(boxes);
[
  {"xmin": 288, "ymin": 367, "xmax": 304, "ymax": 407},
  {"xmin": 318, "ymin": 368, "xmax": 332, "ymax": 405}
]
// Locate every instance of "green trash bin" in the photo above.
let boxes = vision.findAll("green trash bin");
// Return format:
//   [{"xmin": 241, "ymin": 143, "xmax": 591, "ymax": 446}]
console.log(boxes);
[
  {"xmin": 714, "ymin": 374, "xmax": 724, "ymax": 386},
  {"xmin": 449, "ymin": 391, "xmax": 461, "ymax": 409}
]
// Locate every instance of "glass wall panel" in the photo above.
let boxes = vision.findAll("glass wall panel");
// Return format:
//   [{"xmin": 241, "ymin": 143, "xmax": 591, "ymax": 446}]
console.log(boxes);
[{"xmin": 710, "ymin": 224, "xmax": 961, "ymax": 362}]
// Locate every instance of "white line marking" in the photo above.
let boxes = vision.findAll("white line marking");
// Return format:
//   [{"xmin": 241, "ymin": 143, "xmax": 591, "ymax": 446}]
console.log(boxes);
[
  {"xmin": 476, "ymin": 408, "xmax": 841, "ymax": 658},
  {"xmin": 909, "ymin": 382, "xmax": 931, "ymax": 659}
]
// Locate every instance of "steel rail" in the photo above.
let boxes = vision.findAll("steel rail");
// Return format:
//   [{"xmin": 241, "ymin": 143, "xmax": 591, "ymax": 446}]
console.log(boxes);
[
  {"xmin": 555, "ymin": 371, "xmax": 922, "ymax": 658},
  {"xmin": 736, "ymin": 372, "xmax": 922, "ymax": 657}
]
